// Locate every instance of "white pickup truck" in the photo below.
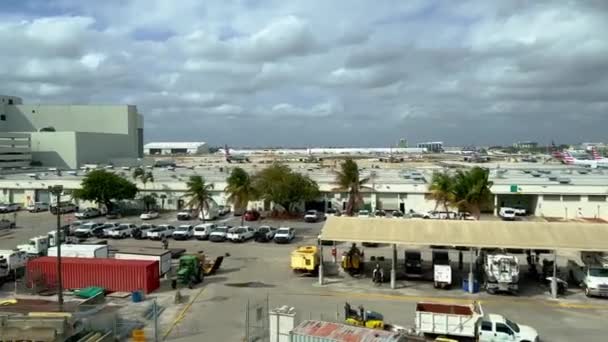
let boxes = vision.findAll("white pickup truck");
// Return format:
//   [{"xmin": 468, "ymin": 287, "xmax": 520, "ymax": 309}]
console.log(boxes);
[{"xmin": 415, "ymin": 301, "xmax": 539, "ymax": 342}]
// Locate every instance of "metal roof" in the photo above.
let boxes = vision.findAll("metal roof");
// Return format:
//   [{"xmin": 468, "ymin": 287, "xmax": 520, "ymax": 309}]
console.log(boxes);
[
  {"xmin": 291, "ymin": 320, "xmax": 407, "ymax": 341},
  {"xmin": 321, "ymin": 216, "xmax": 608, "ymax": 251},
  {"xmin": 144, "ymin": 142, "xmax": 206, "ymax": 149}
]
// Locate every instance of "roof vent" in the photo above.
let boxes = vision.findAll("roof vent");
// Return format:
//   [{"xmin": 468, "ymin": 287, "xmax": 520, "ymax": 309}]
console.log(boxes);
[
  {"xmin": 548, "ymin": 176, "xmax": 558, "ymax": 181},
  {"xmin": 557, "ymin": 177, "xmax": 571, "ymax": 184}
]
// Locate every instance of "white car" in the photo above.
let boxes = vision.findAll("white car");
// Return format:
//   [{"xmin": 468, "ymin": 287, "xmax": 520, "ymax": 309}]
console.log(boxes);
[
  {"xmin": 227, "ymin": 226, "xmax": 256, "ymax": 242},
  {"xmin": 108, "ymin": 223, "xmax": 137, "ymax": 238},
  {"xmin": 357, "ymin": 210, "xmax": 370, "ymax": 218},
  {"xmin": 500, "ymin": 207, "xmax": 516, "ymax": 221},
  {"xmin": 177, "ymin": 209, "xmax": 195, "ymax": 220},
  {"xmin": 209, "ymin": 226, "xmax": 233, "ymax": 242},
  {"xmin": 74, "ymin": 222, "xmax": 104, "ymax": 238},
  {"xmin": 75, "ymin": 208, "xmax": 102, "ymax": 219},
  {"xmin": 274, "ymin": 227, "xmax": 295, "ymax": 244},
  {"xmin": 513, "ymin": 207, "xmax": 527, "ymax": 216},
  {"xmin": 101, "ymin": 222, "xmax": 120, "ymax": 237},
  {"xmin": 27, "ymin": 202, "xmax": 50, "ymax": 213},
  {"xmin": 0, "ymin": 203, "xmax": 21, "ymax": 213},
  {"xmin": 135, "ymin": 223, "xmax": 156, "ymax": 239},
  {"xmin": 140, "ymin": 211, "xmax": 159, "ymax": 220},
  {"xmin": 304, "ymin": 210, "xmax": 324, "ymax": 222},
  {"xmin": 194, "ymin": 223, "xmax": 216, "ymax": 240},
  {"xmin": 147, "ymin": 225, "xmax": 175, "ymax": 240},
  {"xmin": 172, "ymin": 225, "xmax": 194, "ymax": 240}
]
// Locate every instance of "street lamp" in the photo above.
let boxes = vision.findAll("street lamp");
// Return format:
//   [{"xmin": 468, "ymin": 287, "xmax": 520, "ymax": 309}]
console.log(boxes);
[{"xmin": 48, "ymin": 185, "xmax": 64, "ymax": 311}]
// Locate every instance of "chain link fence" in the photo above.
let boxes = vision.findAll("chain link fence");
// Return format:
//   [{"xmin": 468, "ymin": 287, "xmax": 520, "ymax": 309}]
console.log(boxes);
[{"xmin": 245, "ymin": 296, "xmax": 270, "ymax": 342}]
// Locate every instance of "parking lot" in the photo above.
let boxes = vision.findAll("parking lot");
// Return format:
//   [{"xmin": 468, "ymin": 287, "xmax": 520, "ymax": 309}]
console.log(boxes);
[{"xmin": 1, "ymin": 211, "xmax": 608, "ymax": 341}]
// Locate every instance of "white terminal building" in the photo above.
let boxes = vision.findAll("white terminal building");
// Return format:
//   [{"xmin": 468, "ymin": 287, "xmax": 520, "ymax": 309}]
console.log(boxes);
[
  {"xmin": 0, "ymin": 95, "xmax": 143, "ymax": 169},
  {"xmin": 0, "ymin": 161, "xmax": 607, "ymax": 221},
  {"xmin": 144, "ymin": 142, "xmax": 208, "ymax": 155}
]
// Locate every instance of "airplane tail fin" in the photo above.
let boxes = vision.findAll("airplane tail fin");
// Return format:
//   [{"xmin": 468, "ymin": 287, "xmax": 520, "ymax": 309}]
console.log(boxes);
[
  {"xmin": 591, "ymin": 147, "xmax": 602, "ymax": 160},
  {"xmin": 562, "ymin": 151, "xmax": 575, "ymax": 164}
]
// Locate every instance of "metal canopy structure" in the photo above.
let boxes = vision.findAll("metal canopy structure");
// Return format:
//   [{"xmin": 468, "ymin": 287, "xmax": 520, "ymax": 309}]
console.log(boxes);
[{"xmin": 321, "ymin": 216, "xmax": 608, "ymax": 251}]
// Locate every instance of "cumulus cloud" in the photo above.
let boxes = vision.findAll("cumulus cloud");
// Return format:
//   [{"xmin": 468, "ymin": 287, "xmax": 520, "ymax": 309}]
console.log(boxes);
[{"xmin": 0, "ymin": 1, "xmax": 607, "ymax": 145}]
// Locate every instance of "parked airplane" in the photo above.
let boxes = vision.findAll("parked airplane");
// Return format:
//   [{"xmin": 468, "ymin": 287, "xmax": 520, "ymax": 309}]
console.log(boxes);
[
  {"xmin": 591, "ymin": 147, "xmax": 608, "ymax": 168},
  {"xmin": 562, "ymin": 151, "xmax": 597, "ymax": 168},
  {"xmin": 224, "ymin": 144, "xmax": 250, "ymax": 163}
]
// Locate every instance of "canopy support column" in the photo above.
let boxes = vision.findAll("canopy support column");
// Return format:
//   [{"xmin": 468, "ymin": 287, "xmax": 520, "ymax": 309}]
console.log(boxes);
[
  {"xmin": 551, "ymin": 250, "xmax": 557, "ymax": 299},
  {"xmin": 318, "ymin": 241, "xmax": 324, "ymax": 286},
  {"xmin": 468, "ymin": 248, "xmax": 475, "ymax": 294},
  {"xmin": 391, "ymin": 244, "xmax": 397, "ymax": 289}
]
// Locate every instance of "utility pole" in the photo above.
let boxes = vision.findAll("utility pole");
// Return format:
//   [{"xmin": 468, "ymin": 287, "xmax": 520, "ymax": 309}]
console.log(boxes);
[{"xmin": 49, "ymin": 185, "xmax": 64, "ymax": 311}]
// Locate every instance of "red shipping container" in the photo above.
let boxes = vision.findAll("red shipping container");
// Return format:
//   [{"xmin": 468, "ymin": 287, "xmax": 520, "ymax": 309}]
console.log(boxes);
[{"xmin": 27, "ymin": 257, "xmax": 160, "ymax": 294}]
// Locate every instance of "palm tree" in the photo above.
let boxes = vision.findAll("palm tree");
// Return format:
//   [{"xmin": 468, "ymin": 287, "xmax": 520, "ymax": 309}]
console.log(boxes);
[
  {"xmin": 429, "ymin": 171, "xmax": 455, "ymax": 212},
  {"xmin": 333, "ymin": 159, "xmax": 370, "ymax": 216},
  {"xmin": 132, "ymin": 167, "xmax": 154, "ymax": 189},
  {"xmin": 159, "ymin": 194, "xmax": 167, "ymax": 211},
  {"xmin": 185, "ymin": 175, "xmax": 214, "ymax": 222},
  {"xmin": 225, "ymin": 167, "xmax": 257, "ymax": 216},
  {"xmin": 452, "ymin": 167, "xmax": 493, "ymax": 219}
]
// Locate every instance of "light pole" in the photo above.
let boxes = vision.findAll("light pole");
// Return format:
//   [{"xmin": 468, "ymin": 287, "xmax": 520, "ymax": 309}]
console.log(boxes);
[{"xmin": 49, "ymin": 185, "xmax": 64, "ymax": 311}]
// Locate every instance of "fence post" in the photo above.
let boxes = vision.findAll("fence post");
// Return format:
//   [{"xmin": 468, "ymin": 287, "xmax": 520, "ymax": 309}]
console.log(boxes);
[{"xmin": 153, "ymin": 299, "xmax": 159, "ymax": 342}]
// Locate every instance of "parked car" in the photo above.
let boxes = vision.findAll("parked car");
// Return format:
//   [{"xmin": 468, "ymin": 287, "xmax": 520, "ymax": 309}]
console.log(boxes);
[
  {"xmin": 0, "ymin": 203, "xmax": 21, "ymax": 213},
  {"xmin": 0, "ymin": 219, "xmax": 16, "ymax": 229},
  {"xmin": 68, "ymin": 220, "xmax": 83, "ymax": 234},
  {"xmin": 74, "ymin": 222, "xmax": 105, "ymax": 238},
  {"xmin": 147, "ymin": 225, "xmax": 175, "ymax": 240},
  {"xmin": 177, "ymin": 209, "xmax": 195, "ymax": 220},
  {"xmin": 108, "ymin": 223, "xmax": 136, "ymax": 238},
  {"xmin": 209, "ymin": 225, "xmax": 233, "ymax": 242},
  {"xmin": 357, "ymin": 210, "xmax": 370, "ymax": 218},
  {"xmin": 101, "ymin": 222, "xmax": 120, "ymax": 237},
  {"xmin": 513, "ymin": 207, "xmax": 527, "ymax": 216},
  {"xmin": 304, "ymin": 210, "xmax": 324, "ymax": 223},
  {"xmin": 105, "ymin": 208, "xmax": 122, "ymax": 219},
  {"xmin": 50, "ymin": 202, "xmax": 78, "ymax": 215},
  {"xmin": 325, "ymin": 208, "xmax": 341, "ymax": 217},
  {"xmin": 391, "ymin": 210, "xmax": 404, "ymax": 218},
  {"xmin": 194, "ymin": 223, "xmax": 216, "ymax": 240},
  {"xmin": 172, "ymin": 225, "xmax": 194, "ymax": 240},
  {"xmin": 499, "ymin": 207, "xmax": 516, "ymax": 221},
  {"xmin": 75, "ymin": 208, "xmax": 102, "ymax": 219},
  {"xmin": 133, "ymin": 224, "xmax": 156, "ymax": 239},
  {"xmin": 254, "ymin": 226, "xmax": 277, "ymax": 242},
  {"xmin": 227, "ymin": 226, "xmax": 256, "ymax": 242},
  {"xmin": 27, "ymin": 202, "xmax": 50, "ymax": 213},
  {"xmin": 140, "ymin": 211, "xmax": 159, "ymax": 220},
  {"xmin": 374, "ymin": 209, "xmax": 386, "ymax": 217},
  {"xmin": 244, "ymin": 210, "xmax": 260, "ymax": 221},
  {"xmin": 274, "ymin": 227, "xmax": 295, "ymax": 244}
]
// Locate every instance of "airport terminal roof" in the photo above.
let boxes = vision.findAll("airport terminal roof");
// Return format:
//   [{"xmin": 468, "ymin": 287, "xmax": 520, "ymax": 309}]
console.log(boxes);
[
  {"xmin": 144, "ymin": 142, "xmax": 206, "ymax": 149},
  {"xmin": 321, "ymin": 216, "xmax": 608, "ymax": 251}
]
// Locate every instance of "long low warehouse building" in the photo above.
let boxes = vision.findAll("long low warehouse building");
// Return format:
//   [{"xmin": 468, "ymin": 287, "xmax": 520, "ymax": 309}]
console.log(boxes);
[{"xmin": 0, "ymin": 164, "xmax": 607, "ymax": 220}]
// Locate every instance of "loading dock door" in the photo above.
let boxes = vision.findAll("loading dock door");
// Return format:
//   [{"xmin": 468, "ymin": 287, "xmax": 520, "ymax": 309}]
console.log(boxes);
[
  {"xmin": 10, "ymin": 190, "xmax": 25, "ymax": 205},
  {"xmin": 377, "ymin": 194, "xmax": 399, "ymax": 211},
  {"xmin": 36, "ymin": 190, "xmax": 51, "ymax": 203}
]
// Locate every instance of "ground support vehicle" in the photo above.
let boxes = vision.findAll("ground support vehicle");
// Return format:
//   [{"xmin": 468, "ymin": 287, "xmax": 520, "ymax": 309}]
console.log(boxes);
[
  {"xmin": 484, "ymin": 253, "xmax": 520, "ymax": 294},
  {"xmin": 290, "ymin": 246, "xmax": 320, "ymax": 275}
]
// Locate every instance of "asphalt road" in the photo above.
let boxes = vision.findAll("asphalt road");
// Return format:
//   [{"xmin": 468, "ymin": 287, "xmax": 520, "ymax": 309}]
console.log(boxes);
[{"xmin": 1, "ymin": 211, "xmax": 608, "ymax": 341}]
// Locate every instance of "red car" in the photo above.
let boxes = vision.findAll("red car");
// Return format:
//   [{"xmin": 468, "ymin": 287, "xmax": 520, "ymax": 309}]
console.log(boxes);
[{"xmin": 244, "ymin": 210, "xmax": 260, "ymax": 221}]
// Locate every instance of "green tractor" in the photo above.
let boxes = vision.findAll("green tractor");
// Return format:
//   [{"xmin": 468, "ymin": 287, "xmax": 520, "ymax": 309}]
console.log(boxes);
[{"xmin": 172, "ymin": 255, "xmax": 204, "ymax": 289}]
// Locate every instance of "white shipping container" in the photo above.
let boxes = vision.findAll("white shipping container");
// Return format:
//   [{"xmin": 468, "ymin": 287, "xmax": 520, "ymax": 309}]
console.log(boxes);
[
  {"xmin": 47, "ymin": 244, "xmax": 109, "ymax": 258},
  {"xmin": 434, "ymin": 264, "xmax": 452, "ymax": 284},
  {"xmin": 114, "ymin": 249, "xmax": 172, "ymax": 276}
]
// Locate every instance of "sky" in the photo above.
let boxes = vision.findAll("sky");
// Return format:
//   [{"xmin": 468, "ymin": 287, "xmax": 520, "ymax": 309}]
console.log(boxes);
[{"xmin": 1, "ymin": 0, "xmax": 608, "ymax": 147}]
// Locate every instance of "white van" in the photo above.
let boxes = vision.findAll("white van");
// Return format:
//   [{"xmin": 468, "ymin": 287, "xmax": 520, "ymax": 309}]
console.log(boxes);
[
  {"xmin": 194, "ymin": 223, "xmax": 217, "ymax": 240},
  {"xmin": 27, "ymin": 202, "xmax": 50, "ymax": 213}
]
